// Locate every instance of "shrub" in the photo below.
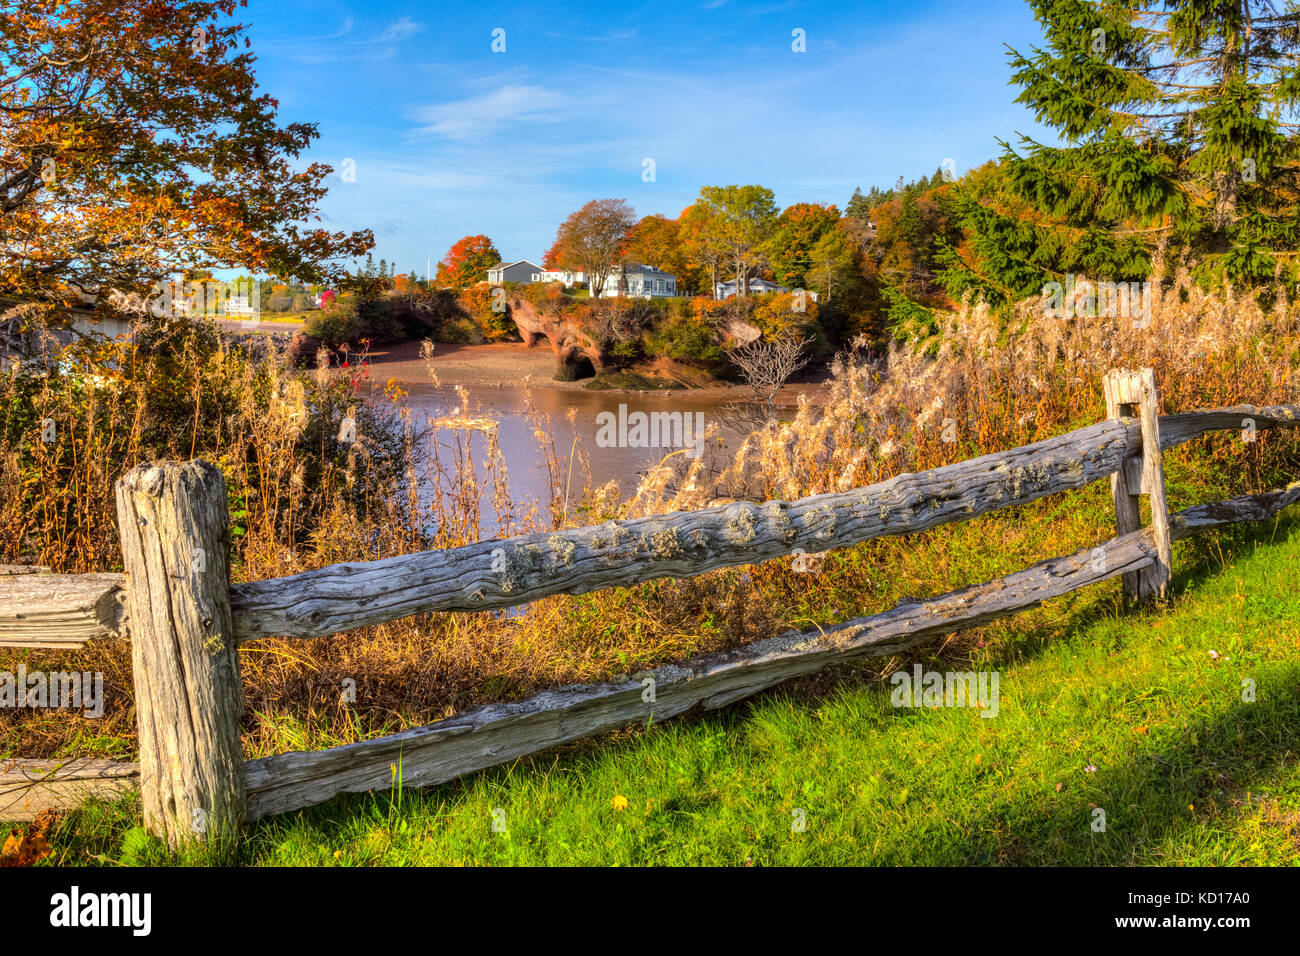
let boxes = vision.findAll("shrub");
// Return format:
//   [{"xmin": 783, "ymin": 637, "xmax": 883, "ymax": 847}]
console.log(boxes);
[
  {"xmin": 458, "ymin": 284, "xmax": 518, "ymax": 341},
  {"xmin": 644, "ymin": 310, "xmax": 724, "ymax": 364},
  {"xmin": 437, "ymin": 316, "xmax": 486, "ymax": 345}
]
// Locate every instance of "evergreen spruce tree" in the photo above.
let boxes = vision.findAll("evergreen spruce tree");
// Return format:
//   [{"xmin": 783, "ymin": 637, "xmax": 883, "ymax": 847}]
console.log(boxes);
[
  {"xmin": 846, "ymin": 186, "xmax": 873, "ymax": 219},
  {"xmin": 943, "ymin": 0, "xmax": 1300, "ymax": 304}
]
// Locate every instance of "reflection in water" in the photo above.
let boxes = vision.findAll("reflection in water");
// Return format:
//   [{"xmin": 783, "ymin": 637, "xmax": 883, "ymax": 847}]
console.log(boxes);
[{"xmin": 398, "ymin": 384, "xmax": 755, "ymax": 533}]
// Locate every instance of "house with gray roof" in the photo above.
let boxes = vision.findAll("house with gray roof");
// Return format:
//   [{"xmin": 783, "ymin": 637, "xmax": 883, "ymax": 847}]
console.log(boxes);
[{"xmin": 485, "ymin": 260, "xmax": 544, "ymax": 285}]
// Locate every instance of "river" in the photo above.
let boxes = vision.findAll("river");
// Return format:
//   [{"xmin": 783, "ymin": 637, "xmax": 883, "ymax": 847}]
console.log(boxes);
[{"xmin": 399, "ymin": 383, "xmax": 762, "ymax": 529}]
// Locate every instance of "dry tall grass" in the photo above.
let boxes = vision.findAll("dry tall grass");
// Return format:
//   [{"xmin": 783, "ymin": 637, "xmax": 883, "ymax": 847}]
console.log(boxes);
[{"xmin": 2, "ymin": 272, "xmax": 1298, "ymax": 760}]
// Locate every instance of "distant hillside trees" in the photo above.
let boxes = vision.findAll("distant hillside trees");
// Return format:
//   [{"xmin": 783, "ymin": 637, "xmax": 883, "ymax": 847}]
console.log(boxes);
[{"xmin": 767, "ymin": 202, "xmax": 840, "ymax": 289}]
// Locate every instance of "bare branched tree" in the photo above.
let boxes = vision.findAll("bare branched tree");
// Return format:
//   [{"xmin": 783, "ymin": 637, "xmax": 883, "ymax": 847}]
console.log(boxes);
[{"xmin": 728, "ymin": 334, "xmax": 810, "ymax": 423}]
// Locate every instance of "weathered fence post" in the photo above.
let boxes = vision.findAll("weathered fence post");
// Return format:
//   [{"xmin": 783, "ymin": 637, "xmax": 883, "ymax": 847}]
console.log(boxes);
[
  {"xmin": 115, "ymin": 460, "xmax": 245, "ymax": 847},
  {"xmin": 1104, "ymin": 368, "xmax": 1173, "ymax": 601}
]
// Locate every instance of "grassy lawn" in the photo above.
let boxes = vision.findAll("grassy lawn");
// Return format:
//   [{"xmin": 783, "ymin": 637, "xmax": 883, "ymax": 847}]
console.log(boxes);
[{"xmin": 44, "ymin": 514, "xmax": 1300, "ymax": 866}]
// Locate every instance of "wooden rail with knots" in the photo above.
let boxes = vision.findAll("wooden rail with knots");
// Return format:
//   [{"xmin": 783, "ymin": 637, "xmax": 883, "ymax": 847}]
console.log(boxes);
[{"xmin": 1, "ymin": 369, "xmax": 1298, "ymax": 846}]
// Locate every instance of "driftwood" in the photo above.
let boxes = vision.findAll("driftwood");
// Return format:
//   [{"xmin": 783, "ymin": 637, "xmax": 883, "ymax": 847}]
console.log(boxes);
[
  {"xmin": 115, "ymin": 461, "xmax": 246, "ymax": 846},
  {"xmin": 240, "ymin": 484, "xmax": 1300, "ymax": 820},
  {"xmin": 0, "ymin": 572, "xmax": 125, "ymax": 648},
  {"xmin": 0, "ymin": 758, "xmax": 139, "ymax": 822}
]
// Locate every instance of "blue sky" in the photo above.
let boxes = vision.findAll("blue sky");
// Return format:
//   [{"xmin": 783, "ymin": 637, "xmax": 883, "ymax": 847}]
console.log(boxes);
[{"xmin": 242, "ymin": 0, "xmax": 1055, "ymax": 276}]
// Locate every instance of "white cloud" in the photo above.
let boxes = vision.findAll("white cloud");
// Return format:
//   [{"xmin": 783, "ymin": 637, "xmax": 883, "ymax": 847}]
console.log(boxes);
[
  {"xmin": 410, "ymin": 85, "xmax": 570, "ymax": 139},
  {"xmin": 376, "ymin": 17, "xmax": 425, "ymax": 43}
]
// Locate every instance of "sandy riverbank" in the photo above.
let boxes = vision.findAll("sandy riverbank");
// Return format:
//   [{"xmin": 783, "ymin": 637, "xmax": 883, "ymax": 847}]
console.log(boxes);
[
  {"xmin": 361, "ymin": 339, "xmax": 825, "ymax": 405},
  {"xmin": 214, "ymin": 320, "xmax": 827, "ymax": 404}
]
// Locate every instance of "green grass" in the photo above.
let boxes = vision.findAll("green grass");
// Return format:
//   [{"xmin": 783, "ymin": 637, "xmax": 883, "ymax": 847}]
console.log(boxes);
[
  {"xmin": 582, "ymin": 370, "xmax": 684, "ymax": 390},
  {"xmin": 40, "ymin": 514, "xmax": 1300, "ymax": 866}
]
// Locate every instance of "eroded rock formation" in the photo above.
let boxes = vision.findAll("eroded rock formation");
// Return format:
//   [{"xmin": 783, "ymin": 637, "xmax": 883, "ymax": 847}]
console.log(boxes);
[{"xmin": 507, "ymin": 295, "xmax": 606, "ymax": 374}]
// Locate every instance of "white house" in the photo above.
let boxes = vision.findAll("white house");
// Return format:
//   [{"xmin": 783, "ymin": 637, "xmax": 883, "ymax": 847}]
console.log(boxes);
[
  {"xmin": 592, "ymin": 264, "xmax": 678, "ymax": 298},
  {"xmin": 530, "ymin": 267, "xmax": 587, "ymax": 285},
  {"xmin": 715, "ymin": 277, "xmax": 786, "ymax": 298},
  {"xmin": 714, "ymin": 278, "xmax": 820, "ymax": 301}
]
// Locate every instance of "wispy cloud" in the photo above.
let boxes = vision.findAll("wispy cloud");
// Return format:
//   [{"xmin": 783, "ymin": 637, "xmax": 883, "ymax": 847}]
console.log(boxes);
[
  {"xmin": 300, "ymin": 18, "xmax": 355, "ymax": 41},
  {"xmin": 281, "ymin": 17, "xmax": 425, "ymax": 63},
  {"xmin": 376, "ymin": 17, "xmax": 425, "ymax": 43},
  {"xmin": 540, "ymin": 28, "xmax": 638, "ymax": 43},
  {"xmin": 410, "ymin": 84, "xmax": 570, "ymax": 139}
]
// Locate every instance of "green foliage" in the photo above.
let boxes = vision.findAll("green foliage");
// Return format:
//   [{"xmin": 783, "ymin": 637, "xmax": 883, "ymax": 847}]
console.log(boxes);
[
  {"xmin": 767, "ymin": 202, "xmax": 839, "ymax": 289},
  {"xmin": 949, "ymin": 0, "xmax": 1300, "ymax": 301},
  {"xmin": 437, "ymin": 316, "xmax": 486, "ymax": 345},
  {"xmin": 644, "ymin": 309, "xmax": 724, "ymax": 364},
  {"xmin": 49, "ymin": 517, "xmax": 1300, "ymax": 866},
  {"xmin": 882, "ymin": 284, "xmax": 938, "ymax": 342}
]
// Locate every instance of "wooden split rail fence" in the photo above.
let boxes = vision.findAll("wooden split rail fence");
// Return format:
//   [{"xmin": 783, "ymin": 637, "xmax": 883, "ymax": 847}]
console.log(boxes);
[{"xmin": 1, "ymin": 369, "xmax": 1298, "ymax": 845}]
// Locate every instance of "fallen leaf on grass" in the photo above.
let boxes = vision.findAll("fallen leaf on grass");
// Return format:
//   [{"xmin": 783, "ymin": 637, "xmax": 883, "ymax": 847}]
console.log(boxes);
[{"xmin": 0, "ymin": 809, "xmax": 57, "ymax": 867}]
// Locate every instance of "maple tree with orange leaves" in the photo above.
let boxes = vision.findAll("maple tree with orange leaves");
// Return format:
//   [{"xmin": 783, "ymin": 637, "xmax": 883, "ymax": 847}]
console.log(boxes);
[
  {"xmin": 434, "ymin": 234, "xmax": 500, "ymax": 290},
  {"xmin": 0, "ymin": 0, "xmax": 373, "ymax": 312}
]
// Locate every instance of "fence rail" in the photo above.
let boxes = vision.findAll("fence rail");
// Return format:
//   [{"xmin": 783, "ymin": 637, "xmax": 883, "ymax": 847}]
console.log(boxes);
[{"xmin": 1, "ymin": 370, "xmax": 1297, "ymax": 843}]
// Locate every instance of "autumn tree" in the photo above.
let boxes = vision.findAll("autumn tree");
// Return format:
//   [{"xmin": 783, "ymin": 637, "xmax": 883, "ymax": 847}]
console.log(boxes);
[
  {"xmin": 1, "ymin": 0, "xmax": 372, "ymax": 314},
  {"xmin": 695, "ymin": 185, "xmax": 779, "ymax": 296},
  {"xmin": 623, "ymin": 213, "xmax": 704, "ymax": 295},
  {"xmin": 551, "ymin": 198, "xmax": 636, "ymax": 298},
  {"xmin": 808, "ymin": 224, "xmax": 859, "ymax": 304},
  {"xmin": 767, "ymin": 202, "xmax": 840, "ymax": 289},
  {"xmin": 623, "ymin": 214, "xmax": 679, "ymax": 271},
  {"xmin": 869, "ymin": 177, "xmax": 958, "ymax": 302},
  {"xmin": 435, "ymin": 234, "xmax": 501, "ymax": 290},
  {"xmin": 679, "ymin": 201, "xmax": 727, "ymax": 297}
]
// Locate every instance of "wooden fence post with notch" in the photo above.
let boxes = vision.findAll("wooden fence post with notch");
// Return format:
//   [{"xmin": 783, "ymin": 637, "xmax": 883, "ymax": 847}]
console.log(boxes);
[
  {"xmin": 115, "ymin": 460, "xmax": 245, "ymax": 847},
  {"xmin": 1103, "ymin": 368, "xmax": 1173, "ymax": 602}
]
